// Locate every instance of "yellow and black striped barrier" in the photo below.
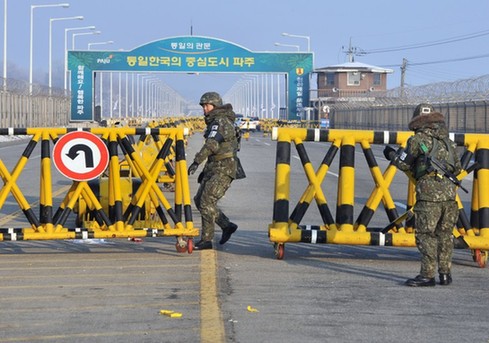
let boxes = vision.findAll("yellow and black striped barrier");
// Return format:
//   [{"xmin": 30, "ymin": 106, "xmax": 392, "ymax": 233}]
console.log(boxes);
[
  {"xmin": 269, "ymin": 127, "xmax": 489, "ymax": 266},
  {"xmin": 0, "ymin": 127, "xmax": 198, "ymax": 253}
]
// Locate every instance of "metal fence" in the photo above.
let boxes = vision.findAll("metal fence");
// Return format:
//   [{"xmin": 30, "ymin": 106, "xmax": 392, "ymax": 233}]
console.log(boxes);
[
  {"xmin": 0, "ymin": 77, "xmax": 70, "ymax": 128},
  {"xmin": 329, "ymin": 100, "xmax": 489, "ymax": 133},
  {"xmin": 317, "ymin": 74, "xmax": 489, "ymax": 133},
  {"xmin": 2, "ymin": 73, "xmax": 489, "ymax": 131}
]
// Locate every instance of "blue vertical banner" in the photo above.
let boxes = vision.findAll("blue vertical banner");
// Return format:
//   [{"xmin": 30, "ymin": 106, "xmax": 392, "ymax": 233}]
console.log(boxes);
[
  {"xmin": 68, "ymin": 36, "xmax": 313, "ymax": 121},
  {"xmin": 69, "ymin": 62, "xmax": 93, "ymax": 121}
]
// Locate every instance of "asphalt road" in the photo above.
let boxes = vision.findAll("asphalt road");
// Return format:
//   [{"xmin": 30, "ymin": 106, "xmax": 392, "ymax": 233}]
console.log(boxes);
[{"xmin": 0, "ymin": 130, "xmax": 487, "ymax": 343}]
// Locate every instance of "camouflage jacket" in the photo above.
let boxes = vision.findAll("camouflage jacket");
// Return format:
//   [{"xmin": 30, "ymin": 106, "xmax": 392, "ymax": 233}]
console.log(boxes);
[
  {"xmin": 193, "ymin": 104, "xmax": 238, "ymax": 178},
  {"xmin": 392, "ymin": 113, "xmax": 462, "ymax": 202}
]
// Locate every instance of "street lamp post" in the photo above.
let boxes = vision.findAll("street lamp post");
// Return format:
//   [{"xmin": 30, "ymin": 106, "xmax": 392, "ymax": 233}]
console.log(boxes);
[
  {"xmin": 3, "ymin": 0, "xmax": 7, "ymax": 86},
  {"xmin": 131, "ymin": 73, "xmax": 135, "ymax": 117},
  {"xmin": 123, "ymin": 73, "xmax": 131, "ymax": 117},
  {"xmin": 70, "ymin": 30, "xmax": 100, "ymax": 93},
  {"xmin": 49, "ymin": 16, "xmax": 83, "ymax": 89},
  {"xmin": 29, "ymin": 3, "xmax": 69, "ymax": 90},
  {"xmin": 64, "ymin": 26, "xmax": 95, "ymax": 90},
  {"xmin": 99, "ymin": 70, "xmax": 103, "ymax": 116},
  {"xmin": 87, "ymin": 40, "xmax": 114, "ymax": 50},
  {"xmin": 141, "ymin": 76, "xmax": 157, "ymax": 117},
  {"xmin": 72, "ymin": 30, "xmax": 101, "ymax": 49},
  {"xmin": 281, "ymin": 32, "xmax": 311, "ymax": 52},
  {"xmin": 274, "ymin": 42, "xmax": 300, "ymax": 51},
  {"xmin": 118, "ymin": 72, "xmax": 121, "ymax": 118},
  {"xmin": 244, "ymin": 75, "xmax": 262, "ymax": 116},
  {"xmin": 143, "ymin": 77, "xmax": 154, "ymax": 117},
  {"xmin": 87, "ymin": 37, "xmax": 112, "ymax": 115},
  {"xmin": 136, "ymin": 74, "xmax": 143, "ymax": 116}
]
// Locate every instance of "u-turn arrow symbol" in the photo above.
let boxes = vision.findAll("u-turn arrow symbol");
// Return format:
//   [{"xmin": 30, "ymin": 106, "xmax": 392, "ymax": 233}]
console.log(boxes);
[{"xmin": 66, "ymin": 144, "xmax": 94, "ymax": 168}]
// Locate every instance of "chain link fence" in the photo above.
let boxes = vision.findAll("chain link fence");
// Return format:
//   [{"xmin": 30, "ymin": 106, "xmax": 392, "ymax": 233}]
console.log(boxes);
[
  {"xmin": 322, "ymin": 74, "xmax": 489, "ymax": 133},
  {"xmin": 0, "ymin": 77, "xmax": 70, "ymax": 128}
]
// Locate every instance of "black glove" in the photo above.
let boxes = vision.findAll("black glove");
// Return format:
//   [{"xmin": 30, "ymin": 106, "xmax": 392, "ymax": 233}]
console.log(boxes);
[
  {"xmin": 383, "ymin": 145, "xmax": 397, "ymax": 161},
  {"xmin": 187, "ymin": 162, "xmax": 199, "ymax": 175}
]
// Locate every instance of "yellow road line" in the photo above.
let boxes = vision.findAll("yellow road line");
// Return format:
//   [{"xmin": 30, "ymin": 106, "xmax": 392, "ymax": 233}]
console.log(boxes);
[{"xmin": 200, "ymin": 249, "xmax": 225, "ymax": 343}]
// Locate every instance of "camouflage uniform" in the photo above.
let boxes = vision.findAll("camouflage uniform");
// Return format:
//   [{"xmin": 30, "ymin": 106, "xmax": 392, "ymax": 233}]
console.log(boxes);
[
  {"xmin": 391, "ymin": 110, "xmax": 462, "ymax": 280},
  {"xmin": 192, "ymin": 103, "xmax": 238, "ymax": 241}
]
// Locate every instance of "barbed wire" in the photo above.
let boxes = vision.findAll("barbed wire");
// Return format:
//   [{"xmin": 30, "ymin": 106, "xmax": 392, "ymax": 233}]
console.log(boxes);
[
  {"xmin": 327, "ymin": 74, "xmax": 489, "ymax": 110},
  {"xmin": 2, "ymin": 73, "xmax": 489, "ymax": 109},
  {"xmin": 0, "ymin": 77, "xmax": 67, "ymax": 97},
  {"xmin": 387, "ymin": 74, "xmax": 489, "ymax": 103}
]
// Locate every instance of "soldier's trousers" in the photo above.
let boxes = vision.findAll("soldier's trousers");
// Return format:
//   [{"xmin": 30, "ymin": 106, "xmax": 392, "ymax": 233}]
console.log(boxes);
[
  {"xmin": 194, "ymin": 172, "xmax": 233, "ymax": 241},
  {"xmin": 413, "ymin": 200, "xmax": 458, "ymax": 278}
]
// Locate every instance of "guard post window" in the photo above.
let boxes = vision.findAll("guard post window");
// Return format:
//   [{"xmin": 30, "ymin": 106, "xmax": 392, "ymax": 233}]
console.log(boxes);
[
  {"xmin": 325, "ymin": 73, "xmax": 335, "ymax": 86},
  {"xmin": 347, "ymin": 71, "xmax": 361, "ymax": 86},
  {"xmin": 373, "ymin": 73, "xmax": 381, "ymax": 86}
]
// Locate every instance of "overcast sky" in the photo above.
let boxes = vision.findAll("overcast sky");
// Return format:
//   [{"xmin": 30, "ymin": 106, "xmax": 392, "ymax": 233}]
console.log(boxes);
[{"xmin": 3, "ymin": 0, "xmax": 489, "ymax": 103}]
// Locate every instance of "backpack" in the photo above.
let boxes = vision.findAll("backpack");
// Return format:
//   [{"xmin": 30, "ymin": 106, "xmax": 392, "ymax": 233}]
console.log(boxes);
[{"xmin": 413, "ymin": 137, "xmax": 456, "ymax": 179}]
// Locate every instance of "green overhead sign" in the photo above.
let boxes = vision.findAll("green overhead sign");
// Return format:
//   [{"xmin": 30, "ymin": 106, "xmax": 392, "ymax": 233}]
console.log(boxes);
[{"xmin": 68, "ymin": 35, "xmax": 313, "ymax": 121}]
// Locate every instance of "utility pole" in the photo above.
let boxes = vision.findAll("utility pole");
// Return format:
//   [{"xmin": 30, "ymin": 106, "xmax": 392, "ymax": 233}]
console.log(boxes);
[
  {"xmin": 346, "ymin": 38, "xmax": 355, "ymax": 62},
  {"xmin": 400, "ymin": 58, "xmax": 408, "ymax": 97},
  {"xmin": 342, "ymin": 37, "xmax": 365, "ymax": 62}
]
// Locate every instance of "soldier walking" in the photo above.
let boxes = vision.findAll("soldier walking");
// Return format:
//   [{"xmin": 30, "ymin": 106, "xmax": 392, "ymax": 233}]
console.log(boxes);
[{"xmin": 188, "ymin": 92, "xmax": 239, "ymax": 250}]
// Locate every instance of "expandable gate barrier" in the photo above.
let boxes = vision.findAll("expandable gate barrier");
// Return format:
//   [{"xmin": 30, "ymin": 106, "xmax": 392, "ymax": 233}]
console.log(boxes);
[
  {"xmin": 0, "ymin": 127, "xmax": 198, "ymax": 253},
  {"xmin": 268, "ymin": 127, "xmax": 489, "ymax": 266}
]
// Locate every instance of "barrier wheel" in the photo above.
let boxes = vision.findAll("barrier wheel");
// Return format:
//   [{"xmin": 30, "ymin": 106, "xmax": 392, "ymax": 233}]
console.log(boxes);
[
  {"xmin": 187, "ymin": 238, "xmax": 194, "ymax": 254},
  {"xmin": 475, "ymin": 249, "xmax": 488, "ymax": 268},
  {"xmin": 274, "ymin": 243, "xmax": 284, "ymax": 260},
  {"xmin": 175, "ymin": 240, "xmax": 188, "ymax": 253}
]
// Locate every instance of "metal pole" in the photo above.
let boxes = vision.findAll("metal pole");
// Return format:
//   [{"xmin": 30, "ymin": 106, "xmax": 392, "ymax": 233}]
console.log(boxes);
[
  {"xmin": 277, "ymin": 74, "xmax": 281, "ymax": 119},
  {"xmin": 72, "ymin": 30, "xmax": 101, "ymax": 50},
  {"xmin": 87, "ymin": 40, "xmax": 113, "ymax": 50},
  {"xmin": 30, "ymin": 3, "xmax": 69, "ymax": 91},
  {"xmin": 136, "ymin": 74, "xmax": 140, "ymax": 117},
  {"xmin": 110, "ymin": 72, "xmax": 113, "ymax": 118},
  {"xmin": 282, "ymin": 32, "xmax": 310, "ymax": 51},
  {"xmin": 125, "ymin": 73, "xmax": 129, "ymax": 118},
  {"xmin": 100, "ymin": 72, "xmax": 103, "ymax": 118},
  {"xmin": 274, "ymin": 43, "xmax": 300, "ymax": 51},
  {"xmin": 131, "ymin": 73, "xmax": 134, "ymax": 117},
  {"xmin": 268, "ymin": 74, "xmax": 275, "ymax": 118},
  {"xmin": 3, "ymin": 0, "xmax": 7, "ymax": 85},
  {"xmin": 265, "ymin": 74, "xmax": 269, "ymax": 119},
  {"xmin": 118, "ymin": 72, "xmax": 121, "ymax": 118},
  {"xmin": 49, "ymin": 16, "xmax": 83, "ymax": 89},
  {"xmin": 64, "ymin": 26, "xmax": 95, "ymax": 90}
]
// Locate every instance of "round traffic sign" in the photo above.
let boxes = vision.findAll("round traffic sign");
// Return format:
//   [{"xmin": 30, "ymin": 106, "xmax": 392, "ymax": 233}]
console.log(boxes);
[{"xmin": 53, "ymin": 131, "xmax": 109, "ymax": 181}]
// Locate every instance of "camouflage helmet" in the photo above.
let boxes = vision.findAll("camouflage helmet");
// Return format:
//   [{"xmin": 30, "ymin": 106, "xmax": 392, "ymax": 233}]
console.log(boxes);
[
  {"xmin": 413, "ymin": 103, "xmax": 435, "ymax": 118},
  {"xmin": 199, "ymin": 92, "xmax": 223, "ymax": 107}
]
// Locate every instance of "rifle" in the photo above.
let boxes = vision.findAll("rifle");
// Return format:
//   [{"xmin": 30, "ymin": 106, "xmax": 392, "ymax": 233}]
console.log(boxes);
[
  {"xmin": 427, "ymin": 156, "xmax": 469, "ymax": 193},
  {"xmin": 380, "ymin": 209, "xmax": 414, "ymax": 234},
  {"xmin": 380, "ymin": 161, "xmax": 478, "ymax": 234}
]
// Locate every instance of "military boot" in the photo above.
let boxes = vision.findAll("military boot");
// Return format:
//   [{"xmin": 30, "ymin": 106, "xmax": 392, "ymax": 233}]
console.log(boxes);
[
  {"xmin": 219, "ymin": 223, "xmax": 238, "ymax": 245},
  {"xmin": 194, "ymin": 240, "xmax": 213, "ymax": 250},
  {"xmin": 405, "ymin": 275, "xmax": 436, "ymax": 287},
  {"xmin": 439, "ymin": 273, "xmax": 452, "ymax": 285}
]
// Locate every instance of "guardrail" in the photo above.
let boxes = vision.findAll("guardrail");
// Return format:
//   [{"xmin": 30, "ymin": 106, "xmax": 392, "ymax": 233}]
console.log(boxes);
[{"xmin": 268, "ymin": 127, "xmax": 489, "ymax": 267}]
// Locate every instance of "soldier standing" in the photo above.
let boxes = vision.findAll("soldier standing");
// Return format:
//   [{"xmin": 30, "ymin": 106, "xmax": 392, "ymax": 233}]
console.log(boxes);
[
  {"xmin": 188, "ymin": 92, "xmax": 238, "ymax": 250},
  {"xmin": 384, "ymin": 103, "xmax": 462, "ymax": 286}
]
